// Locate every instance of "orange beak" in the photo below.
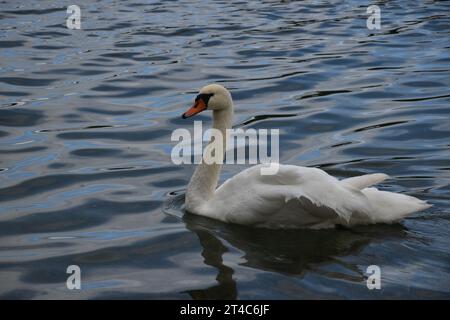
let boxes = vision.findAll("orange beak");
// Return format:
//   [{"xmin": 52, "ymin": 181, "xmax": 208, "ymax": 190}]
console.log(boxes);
[{"xmin": 182, "ymin": 98, "xmax": 207, "ymax": 119}]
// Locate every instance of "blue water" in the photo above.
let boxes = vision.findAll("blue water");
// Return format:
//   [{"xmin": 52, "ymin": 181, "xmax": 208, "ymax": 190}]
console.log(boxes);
[{"xmin": 0, "ymin": 0, "xmax": 449, "ymax": 299}]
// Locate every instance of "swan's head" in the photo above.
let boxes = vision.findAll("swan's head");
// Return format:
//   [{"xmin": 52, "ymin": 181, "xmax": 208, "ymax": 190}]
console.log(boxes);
[{"xmin": 182, "ymin": 84, "xmax": 232, "ymax": 118}]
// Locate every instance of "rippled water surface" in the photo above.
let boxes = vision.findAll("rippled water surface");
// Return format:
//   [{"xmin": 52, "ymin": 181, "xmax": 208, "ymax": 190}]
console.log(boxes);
[{"xmin": 1, "ymin": 0, "xmax": 449, "ymax": 299}]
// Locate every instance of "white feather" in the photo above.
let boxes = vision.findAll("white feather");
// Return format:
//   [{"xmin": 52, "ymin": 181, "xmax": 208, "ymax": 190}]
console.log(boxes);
[{"xmin": 197, "ymin": 165, "xmax": 431, "ymax": 229}]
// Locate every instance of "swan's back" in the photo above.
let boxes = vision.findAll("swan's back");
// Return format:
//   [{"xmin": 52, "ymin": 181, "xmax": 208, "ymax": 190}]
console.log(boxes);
[{"xmin": 202, "ymin": 164, "xmax": 430, "ymax": 229}]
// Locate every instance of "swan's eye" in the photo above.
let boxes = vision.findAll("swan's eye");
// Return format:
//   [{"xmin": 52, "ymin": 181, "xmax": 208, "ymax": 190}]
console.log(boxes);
[{"xmin": 195, "ymin": 93, "xmax": 214, "ymax": 107}]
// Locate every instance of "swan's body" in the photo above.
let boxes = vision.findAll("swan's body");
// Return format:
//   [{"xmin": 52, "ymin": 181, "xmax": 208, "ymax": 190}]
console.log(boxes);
[{"xmin": 182, "ymin": 84, "xmax": 430, "ymax": 229}]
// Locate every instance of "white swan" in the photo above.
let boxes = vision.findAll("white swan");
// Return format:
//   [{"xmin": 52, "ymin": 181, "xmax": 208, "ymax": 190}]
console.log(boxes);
[{"xmin": 181, "ymin": 84, "xmax": 431, "ymax": 229}]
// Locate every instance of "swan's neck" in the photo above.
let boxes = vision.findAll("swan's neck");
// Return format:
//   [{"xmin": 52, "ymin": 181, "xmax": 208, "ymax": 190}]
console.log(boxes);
[{"xmin": 186, "ymin": 106, "xmax": 233, "ymax": 212}]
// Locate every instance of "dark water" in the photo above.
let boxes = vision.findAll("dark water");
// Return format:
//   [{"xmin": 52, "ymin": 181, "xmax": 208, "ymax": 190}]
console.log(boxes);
[{"xmin": 0, "ymin": 0, "xmax": 449, "ymax": 299}]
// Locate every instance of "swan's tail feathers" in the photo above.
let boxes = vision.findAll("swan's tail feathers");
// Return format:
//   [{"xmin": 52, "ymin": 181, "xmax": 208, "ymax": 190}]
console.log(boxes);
[
  {"xmin": 360, "ymin": 187, "xmax": 432, "ymax": 224},
  {"xmin": 341, "ymin": 173, "xmax": 389, "ymax": 190}
]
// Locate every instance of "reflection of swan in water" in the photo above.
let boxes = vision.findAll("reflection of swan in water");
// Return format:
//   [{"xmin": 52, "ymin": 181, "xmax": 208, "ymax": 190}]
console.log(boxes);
[
  {"xmin": 184, "ymin": 219, "xmax": 237, "ymax": 300},
  {"xmin": 164, "ymin": 191, "xmax": 237, "ymax": 299},
  {"xmin": 164, "ymin": 192, "xmax": 409, "ymax": 299}
]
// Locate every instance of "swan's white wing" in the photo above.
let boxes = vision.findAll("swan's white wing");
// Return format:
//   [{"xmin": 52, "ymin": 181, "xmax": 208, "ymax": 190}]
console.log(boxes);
[
  {"xmin": 205, "ymin": 164, "xmax": 430, "ymax": 229},
  {"xmin": 207, "ymin": 164, "xmax": 370, "ymax": 228}
]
